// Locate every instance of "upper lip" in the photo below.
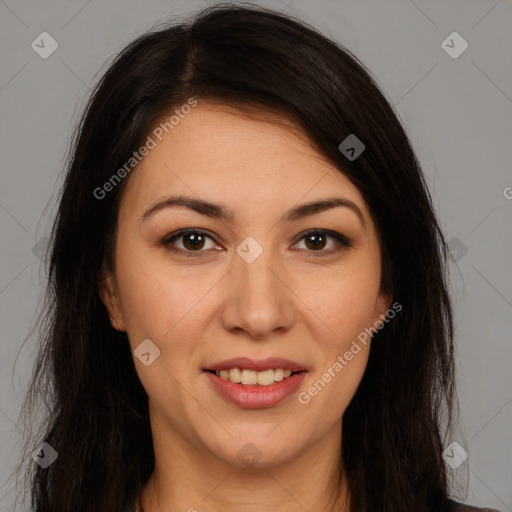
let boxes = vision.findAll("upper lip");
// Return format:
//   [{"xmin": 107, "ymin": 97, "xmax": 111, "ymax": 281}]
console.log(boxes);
[{"xmin": 204, "ymin": 357, "xmax": 308, "ymax": 372}]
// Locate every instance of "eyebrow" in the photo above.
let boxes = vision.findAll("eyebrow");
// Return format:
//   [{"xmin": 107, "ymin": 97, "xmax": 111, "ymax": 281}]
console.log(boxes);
[{"xmin": 141, "ymin": 195, "xmax": 366, "ymax": 228}]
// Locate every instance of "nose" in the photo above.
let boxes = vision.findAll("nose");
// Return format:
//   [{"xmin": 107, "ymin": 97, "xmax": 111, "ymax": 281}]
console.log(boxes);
[{"xmin": 219, "ymin": 244, "xmax": 295, "ymax": 340}]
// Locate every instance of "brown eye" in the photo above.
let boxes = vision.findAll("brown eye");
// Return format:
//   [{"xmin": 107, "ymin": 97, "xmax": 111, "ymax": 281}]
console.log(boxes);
[
  {"xmin": 181, "ymin": 232, "xmax": 207, "ymax": 251},
  {"xmin": 304, "ymin": 232, "xmax": 327, "ymax": 250},
  {"xmin": 162, "ymin": 229, "xmax": 219, "ymax": 257},
  {"xmin": 293, "ymin": 230, "xmax": 352, "ymax": 256}
]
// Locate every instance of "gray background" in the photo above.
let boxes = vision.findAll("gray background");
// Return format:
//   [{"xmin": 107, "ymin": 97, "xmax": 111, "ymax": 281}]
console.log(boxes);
[{"xmin": 1, "ymin": 0, "xmax": 511, "ymax": 510}]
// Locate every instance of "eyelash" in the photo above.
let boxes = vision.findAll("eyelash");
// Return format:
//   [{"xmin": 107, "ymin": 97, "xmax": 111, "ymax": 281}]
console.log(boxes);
[{"xmin": 161, "ymin": 228, "xmax": 352, "ymax": 258}]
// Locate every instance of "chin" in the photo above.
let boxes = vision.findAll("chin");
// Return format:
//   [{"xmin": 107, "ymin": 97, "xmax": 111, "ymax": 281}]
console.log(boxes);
[{"xmin": 207, "ymin": 435, "xmax": 300, "ymax": 470}]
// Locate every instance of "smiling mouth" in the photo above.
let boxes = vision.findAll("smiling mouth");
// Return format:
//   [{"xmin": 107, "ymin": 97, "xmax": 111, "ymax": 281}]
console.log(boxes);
[{"xmin": 203, "ymin": 368, "xmax": 308, "ymax": 408}]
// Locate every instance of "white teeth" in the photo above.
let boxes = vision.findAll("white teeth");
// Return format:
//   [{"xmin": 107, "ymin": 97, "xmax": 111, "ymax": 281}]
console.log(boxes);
[
  {"xmin": 228, "ymin": 368, "xmax": 241, "ymax": 383},
  {"xmin": 257, "ymin": 369, "xmax": 275, "ymax": 385},
  {"xmin": 241, "ymin": 369, "xmax": 257, "ymax": 385},
  {"xmin": 214, "ymin": 368, "xmax": 297, "ymax": 386}
]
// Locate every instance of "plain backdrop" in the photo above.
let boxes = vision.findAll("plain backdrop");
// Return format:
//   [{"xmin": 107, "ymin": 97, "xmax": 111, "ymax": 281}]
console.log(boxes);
[{"xmin": 0, "ymin": 0, "xmax": 511, "ymax": 510}]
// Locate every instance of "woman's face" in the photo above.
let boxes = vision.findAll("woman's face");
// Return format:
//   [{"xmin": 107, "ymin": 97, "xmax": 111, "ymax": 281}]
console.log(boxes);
[{"xmin": 100, "ymin": 103, "xmax": 391, "ymax": 469}]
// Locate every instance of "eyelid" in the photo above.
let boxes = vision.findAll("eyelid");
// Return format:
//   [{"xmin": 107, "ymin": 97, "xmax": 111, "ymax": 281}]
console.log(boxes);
[{"xmin": 161, "ymin": 228, "xmax": 352, "ymax": 257}]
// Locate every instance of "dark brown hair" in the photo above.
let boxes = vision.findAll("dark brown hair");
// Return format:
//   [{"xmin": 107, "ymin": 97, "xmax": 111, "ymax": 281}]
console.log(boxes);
[{"xmin": 17, "ymin": 3, "xmax": 457, "ymax": 511}]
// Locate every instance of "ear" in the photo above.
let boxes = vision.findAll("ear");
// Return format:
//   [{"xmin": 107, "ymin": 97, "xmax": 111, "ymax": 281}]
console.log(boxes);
[{"xmin": 96, "ymin": 262, "xmax": 126, "ymax": 331}]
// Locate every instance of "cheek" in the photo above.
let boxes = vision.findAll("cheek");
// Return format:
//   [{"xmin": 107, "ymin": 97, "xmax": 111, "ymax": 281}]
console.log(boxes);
[
  {"xmin": 296, "ymin": 281, "xmax": 375, "ymax": 422},
  {"xmin": 300, "ymin": 259, "xmax": 382, "ymax": 415},
  {"xmin": 299, "ymin": 262, "xmax": 382, "ymax": 345},
  {"xmin": 114, "ymin": 240, "xmax": 222, "ymax": 359},
  {"xmin": 114, "ymin": 239, "xmax": 175, "ymax": 341},
  {"xmin": 114, "ymin": 248, "xmax": 205, "ymax": 409}
]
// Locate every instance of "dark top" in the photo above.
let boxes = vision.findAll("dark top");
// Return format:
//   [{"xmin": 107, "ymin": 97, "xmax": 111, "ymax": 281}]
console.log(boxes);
[{"xmin": 449, "ymin": 498, "xmax": 502, "ymax": 512}]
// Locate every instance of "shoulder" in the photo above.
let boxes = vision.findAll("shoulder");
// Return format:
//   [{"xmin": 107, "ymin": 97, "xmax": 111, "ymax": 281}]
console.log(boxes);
[{"xmin": 447, "ymin": 498, "xmax": 502, "ymax": 512}]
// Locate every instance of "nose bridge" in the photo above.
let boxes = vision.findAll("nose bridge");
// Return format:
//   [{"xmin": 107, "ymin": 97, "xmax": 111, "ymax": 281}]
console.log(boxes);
[
  {"xmin": 235, "ymin": 234, "xmax": 283, "ymax": 307},
  {"xmin": 220, "ymin": 234, "xmax": 293, "ymax": 337}
]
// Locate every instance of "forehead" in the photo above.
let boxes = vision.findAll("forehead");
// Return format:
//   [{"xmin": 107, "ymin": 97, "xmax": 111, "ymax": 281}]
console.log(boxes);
[{"xmin": 119, "ymin": 103, "xmax": 371, "ymax": 223}]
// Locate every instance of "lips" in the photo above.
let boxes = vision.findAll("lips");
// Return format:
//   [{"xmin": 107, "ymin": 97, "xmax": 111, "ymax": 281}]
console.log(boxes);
[
  {"xmin": 203, "ymin": 357, "xmax": 307, "ymax": 373},
  {"xmin": 202, "ymin": 357, "xmax": 308, "ymax": 408},
  {"xmin": 203, "ymin": 370, "xmax": 307, "ymax": 408}
]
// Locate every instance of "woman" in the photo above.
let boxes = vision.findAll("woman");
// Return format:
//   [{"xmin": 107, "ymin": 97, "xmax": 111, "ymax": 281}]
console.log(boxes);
[{"xmin": 17, "ymin": 4, "xmax": 501, "ymax": 511}]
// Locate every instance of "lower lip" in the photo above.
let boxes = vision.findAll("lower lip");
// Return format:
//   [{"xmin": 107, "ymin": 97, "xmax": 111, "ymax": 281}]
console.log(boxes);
[{"xmin": 203, "ymin": 371, "xmax": 307, "ymax": 409}]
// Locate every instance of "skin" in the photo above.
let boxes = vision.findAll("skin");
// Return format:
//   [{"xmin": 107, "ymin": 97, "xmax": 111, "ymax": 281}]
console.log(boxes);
[{"xmin": 98, "ymin": 103, "xmax": 392, "ymax": 512}]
